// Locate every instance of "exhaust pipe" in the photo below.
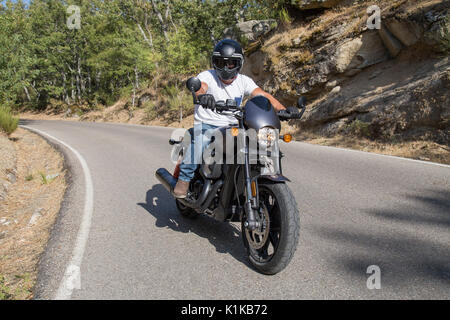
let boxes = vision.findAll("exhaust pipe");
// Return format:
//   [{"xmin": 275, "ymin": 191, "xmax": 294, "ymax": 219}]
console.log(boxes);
[
  {"xmin": 155, "ymin": 168, "xmax": 223, "ymax": 212},
  {"xmin": 155, "ymin": 168, "xmax": 177, "ymax": 193},
  {"xmin": 156, "ymin": 168, "xmax": 196, "ymax": 209}
]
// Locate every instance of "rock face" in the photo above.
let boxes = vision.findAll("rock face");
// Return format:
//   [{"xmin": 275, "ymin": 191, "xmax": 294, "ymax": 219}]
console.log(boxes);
[
  {"xmin": 385, "ymin": 18, "xmax": 423, "ymax": 47},
  {"xmin": 302, "ymin": 57, "xmax": 450, "ymax": 141},
  {"xmin": 223, "ymin": 19, "xmax": 277, "ymax": 43},
  {"xmin": 294, "ymin": 0, "xmax": 345, "ymax": 10},
  {"xmin": 242, "ymin": 0, "xmax": 449, "ymax": 142},
  {"xmin": 334, "ymin": 31, "xmax": 390, "ymax": 73}
]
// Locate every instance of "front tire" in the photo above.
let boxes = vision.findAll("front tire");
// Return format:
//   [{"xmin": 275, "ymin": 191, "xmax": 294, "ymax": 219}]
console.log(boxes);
[{"xmin": 242, "ymin": 183, "xmax": 300, "ymax": 275}]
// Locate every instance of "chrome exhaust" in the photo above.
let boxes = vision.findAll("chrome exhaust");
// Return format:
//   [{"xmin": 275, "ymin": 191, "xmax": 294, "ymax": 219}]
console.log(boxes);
[{"xmin": 155, "ymin": 168, "xmax": 177, "ymax": 193}]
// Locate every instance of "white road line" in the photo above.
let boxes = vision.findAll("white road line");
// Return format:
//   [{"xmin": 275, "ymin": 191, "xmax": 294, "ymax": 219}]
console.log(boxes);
[
  {"xmin": 291, "ymin": 141, "xmax": 450, "ymax": 169},
  {"xmin": 21, "ymin": 125, "xmax": 94, "ymax": 300}
]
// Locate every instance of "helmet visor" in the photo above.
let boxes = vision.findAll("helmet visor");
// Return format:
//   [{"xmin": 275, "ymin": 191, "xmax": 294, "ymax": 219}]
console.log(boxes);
[{"xmin": 212, "ymin": 57, "xmax": 241, "ymax": 70}]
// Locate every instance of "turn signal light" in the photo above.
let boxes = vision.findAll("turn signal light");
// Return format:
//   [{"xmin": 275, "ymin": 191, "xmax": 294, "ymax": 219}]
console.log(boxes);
[
  {"xmin": 251, "ymin": 181, "xmax": 257, "ymax": 197},
  {"xmin": 282, "ymin": 134, "xmax": 292, "ymax": 143},
  {"xmin": 231, "ymin": 127, "xmax": 239, "ymax": 137}
]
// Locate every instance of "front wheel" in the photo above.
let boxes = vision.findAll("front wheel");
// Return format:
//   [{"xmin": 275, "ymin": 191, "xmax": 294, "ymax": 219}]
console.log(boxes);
[{"xmin": 242, "ymin": 183, "xmax": 300, "ymax": 275}]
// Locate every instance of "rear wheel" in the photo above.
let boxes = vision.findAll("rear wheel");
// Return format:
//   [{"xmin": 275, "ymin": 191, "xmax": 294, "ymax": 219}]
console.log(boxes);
[
  {"xmin": 242, "ymin": 183, "xmax": 300, "ymax": 275},
  {"xmin": 175, "ymin": 199, "xmax": 199, "ymax": 219}
]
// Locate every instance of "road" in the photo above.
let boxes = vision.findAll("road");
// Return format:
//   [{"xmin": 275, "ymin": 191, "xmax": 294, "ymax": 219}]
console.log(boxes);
[{"xmin": 21, "ymin": 119, "xmax": 450, "ymax": 300}]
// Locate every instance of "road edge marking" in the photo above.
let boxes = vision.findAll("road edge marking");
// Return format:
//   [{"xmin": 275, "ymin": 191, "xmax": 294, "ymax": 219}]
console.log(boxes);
[
  {"xmin": 290, "ymin": 140, "xmax": 450, "ymax": 169},
  {"xmin": 21, "ymin": 125, "xmax": 94, "ymax": 300}
]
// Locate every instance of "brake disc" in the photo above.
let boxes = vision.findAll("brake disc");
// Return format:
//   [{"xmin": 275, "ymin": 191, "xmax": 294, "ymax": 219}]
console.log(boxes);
[{"xmin": 245, "ymin": 205, "xmax": 270, "ymax": 250}]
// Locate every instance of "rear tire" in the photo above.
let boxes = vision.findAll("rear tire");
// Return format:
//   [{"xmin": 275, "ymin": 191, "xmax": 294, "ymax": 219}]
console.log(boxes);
[
  {"xmin": 242, "ymin": 183, "xmax": 300, "ymax": 275},
  {"xmin": 175, "ymin": 199, "xmax": 199, "ymax": 219}
]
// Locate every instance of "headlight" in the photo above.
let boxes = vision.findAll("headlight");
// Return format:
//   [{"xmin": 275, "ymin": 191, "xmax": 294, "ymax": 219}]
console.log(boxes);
[{"xmin": 258, "ymin": 127, "xmax": 277, "ymax": 149}]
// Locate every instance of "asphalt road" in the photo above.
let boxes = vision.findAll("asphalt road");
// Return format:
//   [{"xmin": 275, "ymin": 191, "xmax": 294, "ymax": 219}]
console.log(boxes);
[{"xmin": 21, "ymin": 119, "xmax": 450, "ymax": 300}]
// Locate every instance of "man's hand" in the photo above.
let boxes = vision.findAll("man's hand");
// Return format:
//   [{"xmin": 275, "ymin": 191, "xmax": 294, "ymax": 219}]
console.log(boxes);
[
  {"xmin": 286, "ymin": 106, "xmax": 299, "ymax": 114},
  {"xmin": 198, "ymin": 94, "xmax": 215, "ymax": 109}
]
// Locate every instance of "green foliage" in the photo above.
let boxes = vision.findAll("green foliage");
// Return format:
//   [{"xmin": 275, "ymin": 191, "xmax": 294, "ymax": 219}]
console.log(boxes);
[
  {"xmin": 0, "ymin": 275, "xmax": 12, "ymax": 300},
  {"xmin": 0, "ymin": 106, "xmax": 19, "ymax": 135},
  {"xmin": 39, "ymin": 172, "xmax": 48, "ymax": 185},
  {"xmin": 143, "ymin": 102, "xmax": 157, "ymax": 121},
  {"xmin": 347, "ymin": 119, "xmax": 371, "ymax": 138},
  {"xmin": 0, "ymin": 0, "xmax": 275, "ymax": 113},
  {"xmin": 279, "ymin": 7, "xmax": 292, "ymax": 24}
]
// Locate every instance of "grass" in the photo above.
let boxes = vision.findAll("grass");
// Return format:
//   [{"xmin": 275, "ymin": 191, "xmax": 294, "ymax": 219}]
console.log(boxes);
[
  {"xmin": 0, "ymin": 128, "xmax": 66, "ymax": 300},
  {"xmin": 292, "ymin": 129, "xmax": 450, "ymax": 165},
  {"xmin": 0, "ymin": 106, "xmax": 19, "ymax": 135},
  {"xmin": 346, "ymin": 119, "xmax": 371, "ymax": 138},
  {"xmin": 0, "ymin": 274, "xmax": 33, "ymax": 300},
  {"xmin": 0, "ymin": 275, "xmax": 13, "ymax": 300},
  {"xmin": 39, "ymin": 172, "xmax": 48, "ymax": 185}
]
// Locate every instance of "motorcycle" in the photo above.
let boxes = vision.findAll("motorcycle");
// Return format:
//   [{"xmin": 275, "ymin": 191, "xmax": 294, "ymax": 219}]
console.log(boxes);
[{"xmin": 155, "ymin": 77, "xmax": 306, "ymax": 275}]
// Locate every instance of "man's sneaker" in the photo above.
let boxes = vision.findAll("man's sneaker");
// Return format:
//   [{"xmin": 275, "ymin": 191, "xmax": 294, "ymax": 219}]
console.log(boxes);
[{"xmin": 173, "ymin": 180, "xmax": 190, "ymax": 199}]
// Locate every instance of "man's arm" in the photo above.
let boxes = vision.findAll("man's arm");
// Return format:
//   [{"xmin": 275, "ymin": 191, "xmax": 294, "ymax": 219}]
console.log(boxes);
[
  {"xmin": 196, "ymin": 82, "xmax": 208, "ymax": 97},
  {"xmin": 250, "ymin": 87, "xmax": 286, "ymax": 111}
]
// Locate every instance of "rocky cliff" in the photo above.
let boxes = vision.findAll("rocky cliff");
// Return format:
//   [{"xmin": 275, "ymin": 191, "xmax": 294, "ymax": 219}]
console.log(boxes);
[{"xmin": 241, "ymin": 0, "xmax": 449, "ymax": 144}]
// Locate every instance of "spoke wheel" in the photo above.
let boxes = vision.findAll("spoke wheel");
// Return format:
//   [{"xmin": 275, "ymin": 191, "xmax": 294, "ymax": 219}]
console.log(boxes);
[
  {"xmin": 245, "ymin": 205, "xmax": 271, "ymax": 250},
  {"xmin": 242, "ymin": 183, "xmax": 300, "ymax": 275}
]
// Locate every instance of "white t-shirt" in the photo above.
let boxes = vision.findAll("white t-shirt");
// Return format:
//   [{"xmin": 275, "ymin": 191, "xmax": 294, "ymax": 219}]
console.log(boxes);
[{"xmin": 194, "ymin": 70, "xmax": 259, "ymax": 126}]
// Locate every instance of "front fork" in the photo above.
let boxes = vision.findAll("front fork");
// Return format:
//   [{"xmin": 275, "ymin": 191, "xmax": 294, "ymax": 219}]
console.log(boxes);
[{"xmin": 243, "ymin": 139, "xmax": 261, "ymax": 231}]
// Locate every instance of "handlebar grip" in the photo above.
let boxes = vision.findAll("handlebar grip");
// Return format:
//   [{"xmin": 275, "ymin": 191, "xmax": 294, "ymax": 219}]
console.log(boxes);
[{"xmin": 277, "ymin": 107, "xmax": 306, "ymax": 121}]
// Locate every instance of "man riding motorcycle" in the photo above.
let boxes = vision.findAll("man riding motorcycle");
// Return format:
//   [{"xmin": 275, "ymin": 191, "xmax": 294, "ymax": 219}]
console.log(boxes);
[{"xmin": 174, "ymin": 39, "xmax": 293, "ymax": 198}]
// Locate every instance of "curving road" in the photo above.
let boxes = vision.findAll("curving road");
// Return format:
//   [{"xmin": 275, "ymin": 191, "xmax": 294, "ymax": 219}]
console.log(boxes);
[{"xmin": 21, "ymin": 119, "xmax": 450, "ymax": 300}]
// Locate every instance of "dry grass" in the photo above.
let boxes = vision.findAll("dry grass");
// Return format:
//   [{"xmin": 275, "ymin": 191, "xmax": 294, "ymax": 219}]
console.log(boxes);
[
  {"xmin": 0, "ymin": 128, "xmax": 66, "ymax": 300},
  {"xmin": 304, "ymin": 135, "xmax": 450, "ymax": 164}
]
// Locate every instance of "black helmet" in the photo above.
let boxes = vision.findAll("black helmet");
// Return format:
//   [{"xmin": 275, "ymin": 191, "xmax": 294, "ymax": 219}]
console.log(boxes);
[{"xmin": 212, "ymin": 39, "xmax": 244, "ymax": 81}]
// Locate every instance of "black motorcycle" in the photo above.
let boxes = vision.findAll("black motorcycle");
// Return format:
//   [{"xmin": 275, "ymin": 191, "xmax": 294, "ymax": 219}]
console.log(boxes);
[{"xmin": 156, "ymin": 77, "xmax": 306, "ymax": 275}]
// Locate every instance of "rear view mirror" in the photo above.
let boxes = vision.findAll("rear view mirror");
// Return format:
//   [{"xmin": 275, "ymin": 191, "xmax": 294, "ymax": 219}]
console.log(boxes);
[
  {"xmin": 186, "ymin": 77, "xmax": 202, "ymax": 93},
  {"xmin": 297, "ymin": 96, "xmax": 307, "ymax": 108}
]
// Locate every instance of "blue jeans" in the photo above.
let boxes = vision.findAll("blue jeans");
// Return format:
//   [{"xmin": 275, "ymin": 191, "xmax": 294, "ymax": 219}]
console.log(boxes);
[{"xmin": 178, "ymin": 123, "xmax": 220, "ymax": 182}]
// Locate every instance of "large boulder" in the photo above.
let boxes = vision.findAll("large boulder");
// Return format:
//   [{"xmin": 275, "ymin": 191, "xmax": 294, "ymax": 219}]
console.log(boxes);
[
  {"xmin": 223, "ymin": 20, "xmax": 277, "ymax": 43},
  {"xmin": 385, "ymin": 18, "xmax": 424, "ymax": 47},
  {"xmin": 378, "ymin": 24, "xmax": 403, "ymax": 57},
  {"xmin": 334, "ymin": 31, "xmax": 390, "ymax": 74}
]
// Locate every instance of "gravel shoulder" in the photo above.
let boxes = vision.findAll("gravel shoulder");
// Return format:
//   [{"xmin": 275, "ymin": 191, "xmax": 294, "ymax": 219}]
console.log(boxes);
[{"xmin": 0, "ymin": 128, "xmax": 66, "ymax": 299}]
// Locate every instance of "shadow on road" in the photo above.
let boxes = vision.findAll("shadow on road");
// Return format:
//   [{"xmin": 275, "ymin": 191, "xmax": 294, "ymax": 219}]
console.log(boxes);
[
  {"xmin": 19, "ymin": 119, "xmax": 38, "ymax": 125},
  {"xmin": 315, "ymin": 188, "xmax": 450, "ymax": 288},
  {"xmin": 137, "ymin": 183, "xmax": 252, "ymax": 268},
  {"xmin": 366, "ymin": 189, "xmax": 450, "ymax": 228}
]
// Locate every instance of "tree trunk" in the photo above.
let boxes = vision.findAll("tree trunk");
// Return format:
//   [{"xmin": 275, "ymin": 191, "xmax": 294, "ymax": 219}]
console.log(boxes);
[
  {"xmin": 151, "ymin": 0, "xmax": 169, "ymax": 41},
  {"xmin": 23, "ymin": 86, "xmax": 31, "ymax": 102},
  {"xmin": 137, "ymin": 23, "xmax": 154, "ymax": 48}
]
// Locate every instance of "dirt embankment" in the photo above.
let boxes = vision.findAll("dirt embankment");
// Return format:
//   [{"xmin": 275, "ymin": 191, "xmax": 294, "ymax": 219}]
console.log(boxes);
[{"xmin": 0, "ymin": 129, "xmax": 66, "ymax": 300}]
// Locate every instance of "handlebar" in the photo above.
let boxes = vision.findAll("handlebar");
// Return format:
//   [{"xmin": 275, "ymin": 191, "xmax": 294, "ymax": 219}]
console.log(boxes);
[
  {"xmin": 207, "ymin": 99, "xmax": 241, "ymax": 112},
  {"xmin": 203, "ymin": 100, "xmax": 306, "ymax": 121},
  {"xmin": 277, "ymin": 106, "xmax": 305, "ymax": 121}
]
